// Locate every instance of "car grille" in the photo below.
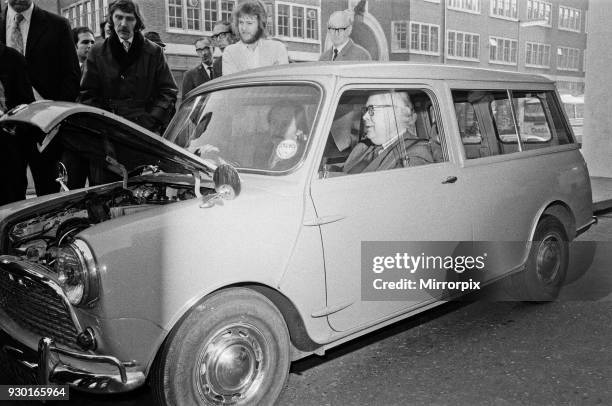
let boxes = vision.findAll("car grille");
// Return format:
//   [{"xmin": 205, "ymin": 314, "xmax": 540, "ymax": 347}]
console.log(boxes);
[{"xmin": 0, "ymin": 268, "xmax": 81, "ymax": 351}]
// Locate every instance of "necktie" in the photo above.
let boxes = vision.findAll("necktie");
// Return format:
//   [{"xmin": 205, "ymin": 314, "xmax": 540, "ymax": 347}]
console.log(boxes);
[
  {"xmin": 10, "ymin": 13, "xmax": 25, "ymax": 55},
  {"xmin": 332, "ymin": 48, "xmax": 339, "ymax": 61},
  {"xmin": 123, "ymin": 40, "xmax": 131, "ymax": 53},
  {"xmin": 207, "ymin": 66, "xmax": 214, "ymax": 79}
]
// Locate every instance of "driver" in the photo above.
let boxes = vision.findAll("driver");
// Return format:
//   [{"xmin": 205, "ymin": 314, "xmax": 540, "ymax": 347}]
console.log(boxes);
[{"xmin": 343, "ymin": 91, "xmax": 433, "ymax": 174}]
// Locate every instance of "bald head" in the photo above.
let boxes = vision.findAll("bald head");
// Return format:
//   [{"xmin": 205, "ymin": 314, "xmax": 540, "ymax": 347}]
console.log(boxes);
[{"xmin": 327, "ymin": 10, "xmax": 353, "ymax": 48}]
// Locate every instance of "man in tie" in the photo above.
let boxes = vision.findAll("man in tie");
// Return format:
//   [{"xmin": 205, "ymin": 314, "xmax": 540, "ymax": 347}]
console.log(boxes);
[
  {"xmin": 182, "ymin": 37, "xmax": 216, "ymax": 98},
  {"xmin": 319, "ymin": 10, "xmax": 371, "ymax": 62},
  {"xmin": 1, "ymin": 0, "xmax": 80, "ymax": 197},
  {"xmin": 73, "ymin": 27, "xmax": 95, "ymax": 76},
  {"xmin": 80, "ymin": 0, "xmax": 177, "ymax": 136},
  {"xmin": 210, "ymin": 21, "xmax": 238, "ymax": 77}
]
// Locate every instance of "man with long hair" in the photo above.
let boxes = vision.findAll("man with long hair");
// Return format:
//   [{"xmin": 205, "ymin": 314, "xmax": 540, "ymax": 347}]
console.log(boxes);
[
  {"xmin": 222, "ymin": 0, "xmax": 288, "ymax": 74},
  {"xmin": 80, "ymin": 0, "xmax": 177, "ymax": 134}
]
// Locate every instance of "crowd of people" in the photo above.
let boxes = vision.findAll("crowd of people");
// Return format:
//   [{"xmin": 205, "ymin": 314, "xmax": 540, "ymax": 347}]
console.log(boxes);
[{"xmin": 0, "ymin": 0, "xmax": 373, "ymax": 205}]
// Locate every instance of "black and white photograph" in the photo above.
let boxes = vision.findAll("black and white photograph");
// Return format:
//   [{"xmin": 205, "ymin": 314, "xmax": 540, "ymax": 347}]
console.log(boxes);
[{"xmin": 0, "ymin": 0, "xmax": 611, "ymax": 405}]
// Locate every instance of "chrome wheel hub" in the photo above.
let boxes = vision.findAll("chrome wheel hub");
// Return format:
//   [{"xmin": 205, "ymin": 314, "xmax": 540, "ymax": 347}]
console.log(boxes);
[
  {"xmin": 536, "ymin": 235, "xmax": 562, "ymax": 285},
  {"xmin": 195, "ymin": 323, "xmax": 266, "ymax": 405}
]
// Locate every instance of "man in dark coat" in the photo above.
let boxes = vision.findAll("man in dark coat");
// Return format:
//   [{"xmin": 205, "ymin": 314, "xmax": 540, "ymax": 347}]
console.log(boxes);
[
  {"xmin": 0, "ymin": 42, "xmax": 34, "ymax": 205},
  {"xmin": 80, "ymin": 0, "xmax": 178, "ymax": 134},
  {"xmin": 1, "ymin": 0, "xmax": 81, "ymax": 196},
  {"xmin": 182, "ymin": 37, "xmax": 217, "ymax": 98}
]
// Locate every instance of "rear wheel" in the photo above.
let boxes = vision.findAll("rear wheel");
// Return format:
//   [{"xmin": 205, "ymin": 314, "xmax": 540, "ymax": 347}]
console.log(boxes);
[
  {"xmin": 152, "ymin": 288, "xmax": 290, "ymax": 405},
  {"xmin": 508, "ymin": 216, "xmax": 569, "ymax": 301}
]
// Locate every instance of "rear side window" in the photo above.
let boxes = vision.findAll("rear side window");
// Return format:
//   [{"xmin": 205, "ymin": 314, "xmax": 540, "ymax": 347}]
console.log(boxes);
[{"xmin": 452, "ymin": 89, "xmax": 572, "ymax": 159}]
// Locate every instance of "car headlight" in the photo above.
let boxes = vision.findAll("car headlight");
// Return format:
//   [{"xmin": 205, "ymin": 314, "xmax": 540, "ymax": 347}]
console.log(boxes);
[{"xmin": 55, "ymin": 239, "xmax": 100, "ymax": 306}]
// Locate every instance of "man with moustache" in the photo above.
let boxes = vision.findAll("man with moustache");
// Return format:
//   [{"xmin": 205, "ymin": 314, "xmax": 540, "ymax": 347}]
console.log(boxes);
[
  {"xmin": 1, "ymin": 0, "xmax": 80, "ymax": 197},
  {"xmin": 182, "ymin": 37, "xmax": 216, "ymax": 98},
  {"xmin": 223, "ymin": 0, "xmax": 288, "ymax": 75},
  {"xmin": 80, "ymin": 0, "xmax": 177, "ymax": 134}
]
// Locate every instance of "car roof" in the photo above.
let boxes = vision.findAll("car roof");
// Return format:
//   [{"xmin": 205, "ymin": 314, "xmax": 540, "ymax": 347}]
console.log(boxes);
[{"xmin": 214, "ymin": 61, "xmax": 554, "ymax": 85}]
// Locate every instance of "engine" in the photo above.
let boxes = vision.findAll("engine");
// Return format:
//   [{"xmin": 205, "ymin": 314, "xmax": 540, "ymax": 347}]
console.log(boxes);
[{"xmin": 5, "ymin": 183, "xmax": 198, "ymax": 265}]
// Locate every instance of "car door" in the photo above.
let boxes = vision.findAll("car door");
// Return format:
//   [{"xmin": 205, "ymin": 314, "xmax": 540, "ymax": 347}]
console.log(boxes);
[{"xmin": 309, "ymin": 86, "xmax": 473, "ymax": 333}]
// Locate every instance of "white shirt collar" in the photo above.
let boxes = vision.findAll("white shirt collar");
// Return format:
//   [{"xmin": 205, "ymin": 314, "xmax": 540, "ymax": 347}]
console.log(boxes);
[
  {"xmin": 7, "ymin": 3, "xmax": 34, "ymax": 24},
  {"xmin": 240, "ymin": 39, "xmax": 263, "ymax": 52}
]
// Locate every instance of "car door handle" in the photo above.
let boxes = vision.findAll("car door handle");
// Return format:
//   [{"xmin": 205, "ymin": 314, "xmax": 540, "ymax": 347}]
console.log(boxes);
[{"xmin": 442, "ymin": 176, "xmax": 458, "ymax": 184}]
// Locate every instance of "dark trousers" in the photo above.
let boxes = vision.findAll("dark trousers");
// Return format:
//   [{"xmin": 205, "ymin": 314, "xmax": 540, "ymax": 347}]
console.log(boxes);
[{"xmin": 0, "ymin": 135, "xmax": 27, "ymax": 205}]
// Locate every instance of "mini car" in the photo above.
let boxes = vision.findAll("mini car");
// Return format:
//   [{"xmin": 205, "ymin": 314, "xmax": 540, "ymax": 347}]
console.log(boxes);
[{"xmin": 0, "ymin": 63, "xmax": 595, "ymax": 405}]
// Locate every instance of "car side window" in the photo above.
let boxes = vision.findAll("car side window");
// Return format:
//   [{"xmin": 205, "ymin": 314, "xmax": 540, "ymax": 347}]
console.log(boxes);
[{"xmin": 320, "ymin": 89, "xmax": 445, "ymax": 177}]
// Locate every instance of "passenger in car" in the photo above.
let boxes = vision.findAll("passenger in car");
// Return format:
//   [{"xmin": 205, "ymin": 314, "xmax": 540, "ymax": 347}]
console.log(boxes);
[
  {"xmin": 343, "ymin": 91, "xmax": 434, "ymax": 174},
  {"xmin": 261, "ymin": 102, "xmax": 308, "ymax": 170}
]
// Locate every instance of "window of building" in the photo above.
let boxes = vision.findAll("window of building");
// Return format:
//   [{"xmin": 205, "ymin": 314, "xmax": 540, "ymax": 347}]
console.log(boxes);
[
  {"xmin": 168, "ymin": 0, "xmax": 235, "ymax": 33},
  {"xmin": 490, "ymin": 0, "xmax": 517, "ymax": 20},
  {"xmin": 558, "ymin": 6, "xmax": 581, "ymax": 32},
  {"xmin": 447, "ymin": 30, "xmax": 479, "ymax": 60},
  {"xmin": 391, "ymin": 21, "xmax": 409, "ymax": 52},
  {"xmin": 525, "ymin": 42, "xmax": 550, "ymax": 68},
  {"xmin": 409, "ymin": 22, "xmax": 439, "ymax": 55},
  {"xmin": 489, "ymin": 36, "xmax": 517, "ymax": 65},
  {"xmin": 276, "ymin": 2, "xmax": 319, "ymax": 42},
  {"xmin": 557, "ymin": 47, "xmax": 580, "ymax": 71},
  {"xmin": 526, "ymin": 0, "xmax": 552, "ymax": 26},
  {"xmin": 63, "ymin": 0, "xmax": 109, "ymax": 34},
  {"xmin": 557, "ymin": 80, "xmax": 585, "ymax": 95},
  {"xmin": 447, "ymin": 0, "xmax": 481, "ymax": 14}
]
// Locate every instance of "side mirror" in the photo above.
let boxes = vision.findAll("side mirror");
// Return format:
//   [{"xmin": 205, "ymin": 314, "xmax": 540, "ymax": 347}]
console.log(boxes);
[
  {"xmin": 213, "ymin": 163, "xmax": 241, "ymax": 200},
  {"xmin": 200, "ymin": 164, "xmax": 241, "ymax": 208},
  {"xmin": 56, "ymin": 161, "xmax": 69, "ymax": 192}
]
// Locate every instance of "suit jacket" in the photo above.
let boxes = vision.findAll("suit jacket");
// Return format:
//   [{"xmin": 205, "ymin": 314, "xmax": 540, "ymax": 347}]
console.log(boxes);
[
  {"xmin": 0, "ymin": 42, "xmax": 34, "ymax": 111},
  {"xmin": 343, "ymin": 137, "xmax": 433, "ymax": 174},
  {"xmin": 182, "ymin": 63, "xmax": 217, "ymax": 98},
  {"xmin": 319, "ymin": 39, "xmax": 372, "ymax": 62},
  {"xmin": 1, "ymin": 5, "xmax": 80, "ymax": 101},
  {"xmin": 212, "ymin": 55, "xmax": 223, "ymax": 77}
]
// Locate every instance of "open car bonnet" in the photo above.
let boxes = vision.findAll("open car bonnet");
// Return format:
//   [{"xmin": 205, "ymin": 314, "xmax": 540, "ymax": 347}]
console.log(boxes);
[{"xmin": 0, "ymin": 101, "xmax": 215, "ymax": 179}]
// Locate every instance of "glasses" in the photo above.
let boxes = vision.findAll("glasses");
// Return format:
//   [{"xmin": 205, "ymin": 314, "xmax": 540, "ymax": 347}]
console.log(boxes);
[
  {"xmin": 361, "ymin": 104, "xmax": 394, "ymax": 117},
  {"xmin": 211, "ymin": 32, "xmax": 230, "ymax": 41},
  {"xmin": 327, "ymin": 25, "xmax": 350, "ymax": 34},
  {"xmin": 196, "ymin": 47, "xmax": 211, "ymax": 52}
]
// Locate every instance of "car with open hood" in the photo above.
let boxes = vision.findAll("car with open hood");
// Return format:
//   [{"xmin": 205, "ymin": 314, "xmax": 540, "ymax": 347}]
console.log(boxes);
[{"xmin": 0, "ymin": 62, "xmax": 595, "ymax": 405}]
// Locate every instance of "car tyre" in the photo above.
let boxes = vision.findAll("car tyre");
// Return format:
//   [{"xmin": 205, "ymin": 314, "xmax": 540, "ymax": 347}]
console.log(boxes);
[
  {"xmin": 151, "ymin": 288, "xmax": 290, "ymax": 405},
  {"xmin": 508, "ymin": 216, "xmax": 569, "ymax": 302}
]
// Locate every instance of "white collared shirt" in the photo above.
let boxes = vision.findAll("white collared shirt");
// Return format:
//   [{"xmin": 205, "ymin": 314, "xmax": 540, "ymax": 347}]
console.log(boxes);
[
  {"xmin": 6, "ymin": 2, "xmax": 34, "ymax": 55},
  {"xmin": 222, "ymin": 38, "xmax": 289, "ymax": 75}
]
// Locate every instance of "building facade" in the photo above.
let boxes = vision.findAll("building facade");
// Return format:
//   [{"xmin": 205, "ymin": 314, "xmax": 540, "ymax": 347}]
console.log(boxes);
[{"xmin": 49, "ymin": 0, "xmax": 587, "ymax": 97}]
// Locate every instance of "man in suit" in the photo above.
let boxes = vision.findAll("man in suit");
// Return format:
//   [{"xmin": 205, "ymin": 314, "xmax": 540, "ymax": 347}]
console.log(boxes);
[
  {"xmin": 320, "ymin": 10, "xmax": 371, "ymax": 62},
  {"xmin": 182, "ymin": 37, "xmax": 216, "ymax": 98},
  {"xmin": 1, "ymin": 0, "xmax": 81, "ymax": 197},
  {"xmin": 73, "ymin": 26, "xmax": 95, "ymax": 76},
  {"xmin": 0, "ymin": 41, "xmax": 34, "ymax": 205},
  {"xmin": 210, "ymin": 21, "xmax": 237, "ymax": 77},
  {"xmin": 343, "ymin": 92, "xmax": 433, "ymax": 174}
]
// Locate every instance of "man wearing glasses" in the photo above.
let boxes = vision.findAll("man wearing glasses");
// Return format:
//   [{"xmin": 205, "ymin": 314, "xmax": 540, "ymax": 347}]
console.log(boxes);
[
  {"xmin": 343, "ymin": 91, "xmax": 432, "ymax": 174},
  {"xmin": 320, "ymin": 10, "xmax": 371, "ymax": 62},
  {"xmin": 210, "ymin": 21, "xmax": 237, "ymax": 77},
  {"xmin": 183, "ymin": 37, "xmax": 217, "ymax": 98}
]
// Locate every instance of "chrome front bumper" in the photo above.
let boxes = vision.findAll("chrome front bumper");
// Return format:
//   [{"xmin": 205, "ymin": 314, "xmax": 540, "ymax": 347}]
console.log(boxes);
[{"xmin": 1, "ymin": 331, "xmax": 145, "ymax": 393}]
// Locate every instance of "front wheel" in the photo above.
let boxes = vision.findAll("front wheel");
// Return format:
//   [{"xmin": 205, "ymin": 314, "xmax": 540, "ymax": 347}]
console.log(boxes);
[
  {"xmin": 508, "ymin": 216, "xmax": 569, "ymax": 301},
  {"xmin": 152, "ymin": 288, "xmax": 291, "ymax": 405}
]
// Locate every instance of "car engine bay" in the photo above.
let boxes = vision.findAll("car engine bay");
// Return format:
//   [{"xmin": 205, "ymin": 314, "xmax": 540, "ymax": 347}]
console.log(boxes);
[{"xmin": 4, "ymin": 182, "xmax": 200, "ymax": 265}]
